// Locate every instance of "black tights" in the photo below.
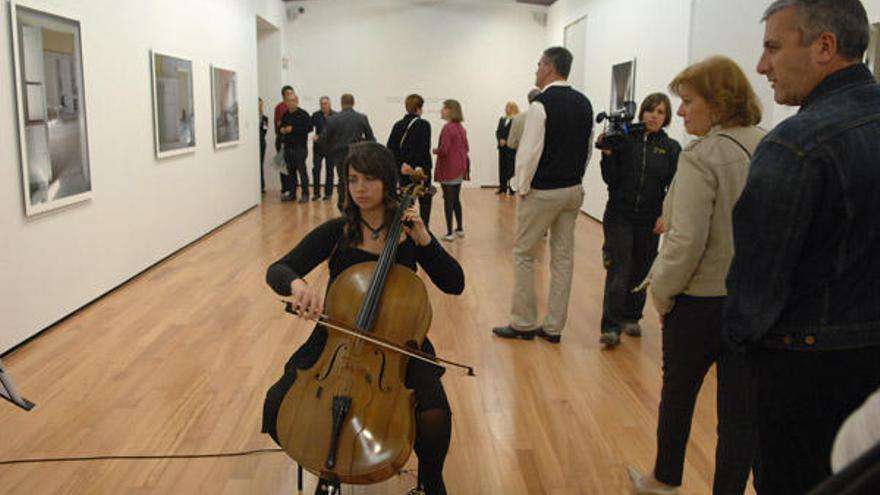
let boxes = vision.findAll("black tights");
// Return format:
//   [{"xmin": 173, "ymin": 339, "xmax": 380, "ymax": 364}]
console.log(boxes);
[
  {"xmin": 315, "ymin": 408, "xmax": 452, "ymax": 495},
  {"xmin": 441, "ymin": 184, "xmax": 463, "ymax": 235}
]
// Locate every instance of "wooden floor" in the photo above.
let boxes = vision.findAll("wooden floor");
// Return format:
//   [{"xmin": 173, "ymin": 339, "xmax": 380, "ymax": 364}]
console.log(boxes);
[{"xmin": 0, "ymin": 189, "xmax": 753, "ymax": 494}]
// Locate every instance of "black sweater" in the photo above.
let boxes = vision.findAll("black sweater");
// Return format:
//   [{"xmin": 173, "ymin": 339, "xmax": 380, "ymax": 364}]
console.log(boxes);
[
  {"xmin": 280, "ymin": 108, "xmax": 312, "ymax": 148},
  {"xmin": 387, "ymin": 114, "xmax": 432, "ymax": 175}
]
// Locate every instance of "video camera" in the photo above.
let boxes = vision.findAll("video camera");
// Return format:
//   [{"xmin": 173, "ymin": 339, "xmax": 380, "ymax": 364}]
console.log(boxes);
[{"xmin": 595, "ymin": 100, "xmax": 645, "ymax": 151}]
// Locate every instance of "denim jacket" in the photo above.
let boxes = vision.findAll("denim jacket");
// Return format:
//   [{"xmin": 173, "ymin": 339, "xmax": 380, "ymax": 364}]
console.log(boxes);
[{"xmin": 723, "ymin": 64, "xmax": 880, "ymax": 351}]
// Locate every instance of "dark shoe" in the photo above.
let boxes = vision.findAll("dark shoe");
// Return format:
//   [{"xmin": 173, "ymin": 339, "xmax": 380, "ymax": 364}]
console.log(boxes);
[
  {"xmin": 495, "ymin": 189, "xmax": 505, "ymax": 195},
  {"xmin": 622, "ymin": 322, "xmax": 642, "ymax": 337},
  {"xmin": 600, "ymin": 331, "xmax": 620, "ymax": 347},
  {"xmin": 311, "ymin": 196, "xmax": 320, "ymax": 202},
  {"xmin": 322, "ymin": 195, "xmax": 332, "ymax": 201},
  {"xmin": 281, "ymin": 193, "xmax": 295, "ymax": 202},
  {"xmin": 536, "ymin": 328, "xmax": 561, "ymax": 343},
  {"xmin": 492, "ymin": 325, "xmax": 536, "ymax": 340},
  {"xmin": 297, "ymin": 196, "xmax": 309, "ymax": 204}
]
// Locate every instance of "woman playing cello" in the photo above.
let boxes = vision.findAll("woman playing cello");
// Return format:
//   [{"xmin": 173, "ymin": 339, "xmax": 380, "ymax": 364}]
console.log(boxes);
[{"xmin": 264, "ymin": 142, "xmax": 464, "ymax": 495}]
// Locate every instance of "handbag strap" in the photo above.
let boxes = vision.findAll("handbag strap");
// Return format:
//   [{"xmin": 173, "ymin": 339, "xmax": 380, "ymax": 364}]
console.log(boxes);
[
  {"xmin": 399, "ymin": 116, "xmax": 420, "ymax": 150},
  {"xmin": 716, "ymin": 132, "xmax": 753, "ymax": 159}
]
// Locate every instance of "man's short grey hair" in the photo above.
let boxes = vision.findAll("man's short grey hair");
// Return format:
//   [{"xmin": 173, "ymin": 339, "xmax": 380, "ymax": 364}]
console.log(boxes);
[{"xmin": 763, "ymin": 0, "xmax": 870, "ymax": 60}]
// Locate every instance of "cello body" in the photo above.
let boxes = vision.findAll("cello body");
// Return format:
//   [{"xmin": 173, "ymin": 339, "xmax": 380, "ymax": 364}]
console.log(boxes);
[{"xmin": 275, "ymin": 261, "xmax": 432, "ymax": 484}]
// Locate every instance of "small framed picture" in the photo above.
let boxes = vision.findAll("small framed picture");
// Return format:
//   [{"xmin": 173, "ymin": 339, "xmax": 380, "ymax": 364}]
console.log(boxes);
[{"xmin": 151, "ymin": 50, "xmax": 196, "ymax": 158}]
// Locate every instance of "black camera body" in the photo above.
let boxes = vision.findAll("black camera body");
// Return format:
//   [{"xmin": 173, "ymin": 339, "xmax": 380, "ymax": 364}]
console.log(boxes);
[{"xmin": 595, "ymin": 100, "xmax": 646, "ymax": 151}]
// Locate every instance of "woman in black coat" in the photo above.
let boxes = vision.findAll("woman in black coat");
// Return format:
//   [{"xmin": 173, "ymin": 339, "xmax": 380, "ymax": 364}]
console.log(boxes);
[{"xmin": 495, "ymin": 102, "xmax": 518, "ymax": 195}]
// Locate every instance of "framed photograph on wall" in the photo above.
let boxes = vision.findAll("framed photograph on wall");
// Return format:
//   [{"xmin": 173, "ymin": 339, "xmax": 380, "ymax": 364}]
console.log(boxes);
[
  {"xmin": 10, "ymin": 1, "xmax": 92, "ymax": 216},
  {"xmin": 211, "ymin": 66, "xmax": 239, "ymax": 148},
  {"xmin": 867, "ymin": 23, "xmax": 879, "ymax": 81},
  {"xmin": 609, "ymin": 58, "xmax": 637, "ymax": 112},
  {"xmin": 151, "ymin": 50, "xmax": 195, "ymax": 158}
]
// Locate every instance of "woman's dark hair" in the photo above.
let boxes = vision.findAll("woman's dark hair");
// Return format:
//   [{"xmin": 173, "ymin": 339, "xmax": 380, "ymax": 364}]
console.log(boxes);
[
  {"xmin": 638, "ymin": 93, "xmax": 673, "ymax": 128},
  {"xmin": 341, "ymin": 142, "xmax": 400, "ymax": 248}
]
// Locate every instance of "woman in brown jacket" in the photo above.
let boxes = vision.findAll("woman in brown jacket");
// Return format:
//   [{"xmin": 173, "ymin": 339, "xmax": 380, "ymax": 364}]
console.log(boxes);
[{"xmin": 628, "ymin": 56, "xmax": 766, "ymax": 495}]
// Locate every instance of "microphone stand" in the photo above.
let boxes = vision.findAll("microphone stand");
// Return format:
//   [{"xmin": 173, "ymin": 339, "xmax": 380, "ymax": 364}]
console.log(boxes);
[{"xmin": 0, "ymin": 358, "xmax": 35, "ymax": 411}]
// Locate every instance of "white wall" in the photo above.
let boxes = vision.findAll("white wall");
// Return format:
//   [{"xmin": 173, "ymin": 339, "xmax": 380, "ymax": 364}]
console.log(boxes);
[
  {"xmin": 547, "ymin": 0, "xmax": 692, "ymax": 219},
  {"xmin": 0, "ymin": 0, "xmax": 281, "ymax": 354},
  {"xmin": 258, "ymin": 18, "xmax": 284, "ymax": 191},
  {"xmin": 279, "ymin": 0, "xmax": 548, "ymax": 188}
]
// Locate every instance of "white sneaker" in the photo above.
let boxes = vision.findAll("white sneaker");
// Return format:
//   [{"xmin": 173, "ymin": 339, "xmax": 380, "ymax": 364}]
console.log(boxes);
[
  {"xmin": 454, "ymin": 230, "xmax": 465, "ymax": 238},
  {"xmin": 442, "ymin": 234, "xmax": 454, "ymax": 242}
]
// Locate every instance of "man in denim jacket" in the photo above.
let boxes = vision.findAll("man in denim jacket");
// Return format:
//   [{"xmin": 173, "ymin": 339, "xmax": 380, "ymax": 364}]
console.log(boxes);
[{"xmin": 723, "ymin": 1, "xmax": 880, "ymax": 493}]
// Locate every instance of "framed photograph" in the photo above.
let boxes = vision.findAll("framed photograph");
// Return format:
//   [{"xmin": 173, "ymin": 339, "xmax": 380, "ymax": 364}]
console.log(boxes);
[
  {"xmin": 609, "ymin": 58, "xmax": 637, "ymax": 112},
  {"xmin": 151, "ymin": 50, "xmax": 195, "ymax": 158},
  {"xmin": 211, "ymin": 66, "xmax": 239, "ymax": 148},
  {"xmin": 866, "ymin": 23, "xmax": 879, "ymax": 81},
  {"xmin": 10, "ymin": 1, "xmax": 91, "ymax": 216}
]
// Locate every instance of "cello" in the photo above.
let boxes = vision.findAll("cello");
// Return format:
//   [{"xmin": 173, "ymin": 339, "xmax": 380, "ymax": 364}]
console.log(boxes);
[{"xmin": 275, "ymin": 169, "xmax": 472, "ymax": 489}]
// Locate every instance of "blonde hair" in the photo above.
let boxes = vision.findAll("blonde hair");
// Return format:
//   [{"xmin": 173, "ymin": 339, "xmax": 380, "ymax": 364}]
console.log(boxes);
[
  {"xmin": 505, "ymin": 101, "xmax": 519, "ymax": 117},
  {"xmin": 669, "ymin": 55, "xmax": 762, "ymax": 128},
  {"xmin": 443, "ymin": 99, "xmax": 463, "ymax": 122}
]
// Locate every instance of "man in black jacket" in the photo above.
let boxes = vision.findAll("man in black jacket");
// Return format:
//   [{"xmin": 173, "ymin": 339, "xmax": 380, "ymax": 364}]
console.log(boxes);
[
  {"xmin": 279, "ymin": 94, "xmax": 313, "ymax": 203},
  {"xmin": 310, "ymin": 96, "xmax": 336, "ymax": 201},
  {"xmin": 387, "ymin": 94, "xmax": 433, "ymax": 226}
]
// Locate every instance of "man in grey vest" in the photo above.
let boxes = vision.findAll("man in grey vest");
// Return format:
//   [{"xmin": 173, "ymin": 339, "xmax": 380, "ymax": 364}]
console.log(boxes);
[
  {"xmin": 493, "ymin": 46, "xmax": 593, "ymax": 344},
  {"xmin": 318, "ymin": 93, "xmax": 376, "ymax": 211}
]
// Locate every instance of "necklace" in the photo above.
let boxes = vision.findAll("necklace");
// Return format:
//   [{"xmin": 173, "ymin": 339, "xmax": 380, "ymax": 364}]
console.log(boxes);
[{"xmin": 360, "ymin": 218, "xmax": 385, "ymax": 240}]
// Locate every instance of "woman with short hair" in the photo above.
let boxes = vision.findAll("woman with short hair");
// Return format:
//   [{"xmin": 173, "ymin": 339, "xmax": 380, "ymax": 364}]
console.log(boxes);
[
  {"xmin": 433, "ymin": 99, "xmax": 469, "ymax": 242},
  {"xmin": 628, "ymin": 55, "xmax": 765, "ymax": 495}
]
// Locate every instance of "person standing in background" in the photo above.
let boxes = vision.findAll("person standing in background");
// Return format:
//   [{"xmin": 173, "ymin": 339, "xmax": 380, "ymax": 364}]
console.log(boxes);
[
  {"xmin": 433, "ymin": 99, "xmax": 469, "ymax": 242},
  {"xmin": 495, "ymin": 102, "xmax": 518, "ymax": 195},
  {"xmin": 310, "ymin": 96, "xmax": 336, "ymax": 201},
  {"xmin": 275, "ymin": 85, "xmax": 295, "ymax": 199},
  {"xmin": 492, "ymin": 46, "xmax": 593, "ymax": 344},
  {"xmin": 259, "ymin": 97, "xmax": 268, "ymax": 194},
  {"xmin": 388, "ymin": 94, "xmax": 434, "ymax": 226},
  {"xmin": 319, "ymin": 93, "xmax": 376, "ymax": 211},
  {"xmin": 278, "ymin": 94, "xmax": 313, "ymax": 203}
]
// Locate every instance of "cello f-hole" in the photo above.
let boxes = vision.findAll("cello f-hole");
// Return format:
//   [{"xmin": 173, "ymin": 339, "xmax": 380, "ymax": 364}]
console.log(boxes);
[{"xmin": 317, "ymin": 344, "xmax": 348, "ymax": 382}]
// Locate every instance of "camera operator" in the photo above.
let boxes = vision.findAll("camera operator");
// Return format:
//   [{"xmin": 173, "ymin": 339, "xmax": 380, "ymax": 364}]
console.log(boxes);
[{"xmin": 598, "ymin": 93, "xmax": 681, "ymax": 347}]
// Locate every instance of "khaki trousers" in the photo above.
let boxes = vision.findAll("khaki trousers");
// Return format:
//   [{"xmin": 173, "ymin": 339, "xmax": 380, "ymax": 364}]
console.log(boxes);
[{"xmin": 510, "ymin": 185, "xmax": 584, "ymax": 335}]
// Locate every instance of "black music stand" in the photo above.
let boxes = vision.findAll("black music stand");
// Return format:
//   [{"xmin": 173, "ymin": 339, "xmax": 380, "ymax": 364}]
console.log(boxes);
[{"xmin": 0, "ymin": 358, "xmax": 35, "ymax": 411}]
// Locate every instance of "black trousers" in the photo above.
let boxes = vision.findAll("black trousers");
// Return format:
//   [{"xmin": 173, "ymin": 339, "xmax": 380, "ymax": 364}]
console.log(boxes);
[
  {"xmin": 331, "ymin": 148, "xmax": 349, "ymax": 211},
  {"xmin": 276, "ymin": 137, "xmax": 287, "ymax": 193},
  {"xmin": 283, "ymin": 145, "xmax": 309, "ymax": 198},
  {"xmin": 312, "ymin": 148, "xmax": 334, "ymax": 197},
  {"xmin": 753, "ymin": 345, "xmax": 880, "ymax": 495},
  {"xmin": 654, "ymin": 295, "xmax": 756, "ymax": 494},
  {"xmin": 601, "ymin": 209, "xmax": 659, "ymax": 334},
  {"xmin": 498, "ymin": 147, "xmax": 515, "ymax": 192},
  {"xmin": 440, "ymin": 184, "xmax": 462, "ymax": 235},
  {"xmin": 260, "ymin": 137, "xmax": 266, "ymax": 191}
]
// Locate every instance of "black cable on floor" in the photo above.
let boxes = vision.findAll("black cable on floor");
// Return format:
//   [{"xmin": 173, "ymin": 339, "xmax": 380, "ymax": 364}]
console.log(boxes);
[{"xmin": 0, "ymin": 447, "xmax": 285, "ymax": 465}]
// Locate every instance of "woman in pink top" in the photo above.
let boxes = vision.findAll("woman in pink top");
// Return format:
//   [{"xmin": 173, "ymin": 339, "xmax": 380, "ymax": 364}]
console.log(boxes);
[{"xmin": 433, "ymin": 99, "xmax": 469, "ymax": 241}]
